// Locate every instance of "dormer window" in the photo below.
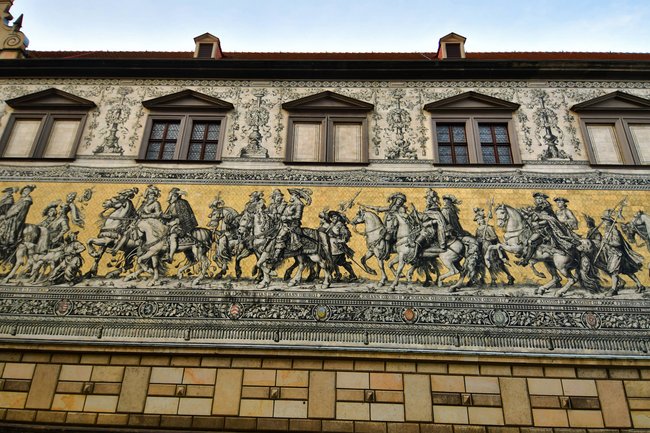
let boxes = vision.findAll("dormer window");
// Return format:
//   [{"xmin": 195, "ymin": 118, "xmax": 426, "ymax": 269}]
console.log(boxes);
[
  {"xmin": 193, "ymin": 33, "xmax": 223, "ymax": 59},
  {"xmin": 437, "ymin": 32, "xmax": 466, "ymax": 60}
]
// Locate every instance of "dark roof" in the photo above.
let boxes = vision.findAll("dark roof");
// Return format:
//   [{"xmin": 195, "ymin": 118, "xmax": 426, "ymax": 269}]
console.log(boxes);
[{"xmin": 26, "ymin": 50, "xmax": 650, "ymax": 61}]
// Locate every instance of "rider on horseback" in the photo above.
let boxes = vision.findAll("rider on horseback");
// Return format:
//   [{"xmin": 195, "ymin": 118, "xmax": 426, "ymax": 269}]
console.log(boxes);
[
  {"xmin": 413, "ymin": 189, "xmax": 448, "ymax": 257},
  {"xmin": 272, "ymin": 188, "xmax": 312, "ymax": 263},
  {"xmin": 361, "ymin": 192, "xmax": 408, "ymax": 255},
  {"xmin": 163, "ymin": 188, "xmax": 198, "ymax": 263}
]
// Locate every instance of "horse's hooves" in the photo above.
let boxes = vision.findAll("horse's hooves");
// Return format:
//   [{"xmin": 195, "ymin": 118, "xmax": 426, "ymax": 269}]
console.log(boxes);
[
  {"xmin": 448, "ymin": 287, "xmax": 458, "ymax": 293},
  {"xmin": 422, "ymin": 281, "xmax": 431, "ymax": 287}
]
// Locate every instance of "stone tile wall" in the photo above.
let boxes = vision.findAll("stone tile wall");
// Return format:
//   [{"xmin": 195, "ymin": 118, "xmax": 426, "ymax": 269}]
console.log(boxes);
[{"xmin": 0, "ymin": 349, "xmax": 648, "ymax": 432}]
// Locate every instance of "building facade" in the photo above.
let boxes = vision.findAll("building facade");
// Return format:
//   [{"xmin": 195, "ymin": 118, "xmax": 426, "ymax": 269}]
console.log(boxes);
[{"xmin": 0, "ymin": 2, "xmax": 649, "ymax": 432}]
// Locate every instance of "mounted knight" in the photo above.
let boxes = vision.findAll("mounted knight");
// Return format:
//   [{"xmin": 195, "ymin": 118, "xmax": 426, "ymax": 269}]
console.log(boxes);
[
  {"xmin": 360, "ymin": 191, "xmax": 409, "ymax": 258},
  {"xmin": 162, "ymin": 187, "xmax": 198, "ymax": 263},
  {"xmin": 412, "ymin": 189, "xmax": 448, "ymax": 258},
  {"xmin": 272, "ymin": 188, "xmax": 312, "ymax": 263}
]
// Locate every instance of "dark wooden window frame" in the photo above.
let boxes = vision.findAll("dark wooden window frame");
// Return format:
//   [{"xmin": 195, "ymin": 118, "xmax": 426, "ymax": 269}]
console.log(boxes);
[
  {"xmin": 138, "ymin": 113, "xmax": 227, "ymax": 162},
  {"xmin": 285, "ymin": 113, "xmax": 370, "ymax": 164},
  {"xmin": 429, "ymin": 113, "xmax": 521, "ymax": 165},
  {"xmin": 576, "ymin": 114, "xmax": 650, "ymax": 166},
  {"xmin": 0, "ymin": 111, "xmax": 88, "ymax": 160}
]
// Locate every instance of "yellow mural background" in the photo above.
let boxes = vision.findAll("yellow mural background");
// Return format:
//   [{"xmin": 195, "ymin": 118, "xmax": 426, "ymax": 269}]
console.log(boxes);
[{"xmin": 2, "ymin": 181, "xmax": 649, "ymax": 284}]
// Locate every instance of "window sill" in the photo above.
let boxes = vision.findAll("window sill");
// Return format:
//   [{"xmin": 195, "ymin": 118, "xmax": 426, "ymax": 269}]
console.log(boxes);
[
  {"xmin": 587, "ymin": 163, "xmax": 649, "ymax": 169},
  {"xmin": 284, "ymin": 160, "xmax": 370, "ymax": 167},
  {"xmin": 432, "ymin": 163, "xmax": 524, "ymax": 168},
  {"xmin": 0, "ymin": 157, "xmax": 76, "ymax": 162},
  {"xmin": 135, "ymin": 159, "xmax": 222, "ymax": 164}
]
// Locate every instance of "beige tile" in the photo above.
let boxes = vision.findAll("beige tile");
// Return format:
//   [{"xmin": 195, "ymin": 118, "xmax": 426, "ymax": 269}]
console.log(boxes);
[
  {"xmin": 597, "ymin": 380, "xmax": 631, "ymax": 427},
  {"xmin": 629, "ymin": 398, "xmax": 650, "ymax": 410},
  {"xmin": 449, "ymin": 364, "xmax": 479, "ymax": 375},
  {"xmin": 65, "ymin": 412, "xmax": 97, "ymax": 424},
  {"xmin": 337, "ymin": 372, "xmax": 369, "ymax": 389},
  {"xmin": 336, "ymin": 402, "xmax": 369, "ymax": 420},
  {"xmin": 0, "ymin": 392, "xmax": 28, "ymax": 409},
  {"xmin": 21, "ymin": 353, "xmax": 50, "ymax": 363},
  {"xmin": 117, "ymin": 366, "xmax": 150, "ymax": 413},
  {"xmin": 324, "ymin": 359, "xmax": 354, "ymax": 371},
  {"xmin": 213, "ymin": 368, "xmax": 242, "ymax": 416},
  {"xmin": 370, "ymin": 373, "xmax": 403, "ymax": 391},
  {"xmin": 110, "ymin": 354, "xmax": 140, "ymax": 365},
  {"xmin": 354, "ymin": 361, "xmax": 384, "ymax": 372},
  {"xmin": 338, "ymin": 389, "xmax": 364, "ymax": 401},
  {"xmin": 530, "ymin": 395, "xmax": 560, "ymax": 408},
  {"xmin": 97, "ymin": 413, "xmax": 130, "ymax": 425},
  {"xmin": 241, "ymin": 386, "xmax": 269, "ymax": 399},
  {"xmin": 568, "ymin": 410, "xmax": 604, "ymax": 427},
  {"xmin": 84, "ymin": 395, "xmax": 119, "ymax": 413},
  {"xmin": 466, "ymin": 376, "xmax": 499, "ymax": 394},
  {"xmin": 243, "ymin": 369, "xmax": 276, "ymax": 386},
  {"xmin": 178, "ymin": 398, "xmax": 212, "ymax": 416},
  {"xmin": 2, "ymin": 363, "xmax": 35, "ymax": 380},
  {"xmin": 80, "ymin": 354, "xmax": 110, "ymax": 365},
  {"xmin": 292, "ymin": 359, "xmax": 322, "ymax": 370},
  {"xmin": 150, "ymin": 367, "xmax": 183, "ymax": 384},
  {"xmin": 632, "ymin": 411, "xmax": 650, "ymax": 428},
  {"xmin": 480, "ymin": 365, "xmax": 511, "ymax": 376},
  {"xmin": 532, "ymin": 409, "xmax": 569, "ymax": 427},
  {"xmin": 262, "ymin": 359, "xmax": 292, "ymax": 369},
  {"xmin": 433, "ymin": 405, "xmax": 468, "ymax": 424},
  {"xmin": 370, "ymin": 403, "xmax": 404, "ymax": 422},
  {"xmin": 200, "ymin": 357, "xmax": 230, "ymax": 367},
  {"xmin": 512, "ymin": 366, "xmax": 544, "ymax": 377},
  {"xmin": 610, "ymin": 368, "xmax": 639, "ymax": 379},
  {"xmin": 416, "ymin": 363, "xmax": 446, "ymax": 374},
  {"xmin": 231, "ymin": 358, "xmax": 262, "ymax": 368},
  {"xmin": 51, "ymin": 394, "xmax": 85, "ymax": 412},
  {"xmin": 468, "ymin": 407, "xmax": 505, "ymax": 425},
  {"xmin": 94, "ymin": 383, "xmax": 121, "ymax": 395},
  {"xmin": 186, "ymin": 385, "xmax": 214, "ymax": 397},
  {"xmin": 528, "ymin": 378, "xmax": 562, "ymax": 395},
  {"xmin": 91, "ymin": 366, "xmax": 124, "ymax": 383},
  {"xmin": 239, "ymin": 399, "xmax": 273, "ymax": 417},
  {"xmin": 625, "ymin": 380, "xmax": 650, "ymax": 397},
  {"xmin": 385, "ymin": 362, "xmax": 416, "ymax": 373},
  {"xmin": 50, "ymin": 354, "xmax": 80, "ymax": 364},
  {"xmin": 140, "ymin": 355, "xmax": 171, "ymax": 366},
  {"xmin": 170, "ymin": 356, "xmax": 200, "ymax": 367},
  {"xmin": 544, "ymin": 367, "xmax": 575, "ymax": 378},
  {"xmin": 431, "ymin": 375, "xmax": 464, "ymax": 393},
  {"xmin": 281, "ymin": 387, "xmax": 308, "ymax": 400},
  {"xmin": 376, "ymin": 390, "xmax": 403, "ymax": 403},
  {"xmin": 60, "ymin": 365, "xmax": 92, "ymax": 382},
  {"xmin": 277, "ymin": 370, "xmax": 308, "ymax": 387},
  {"xmin": 500, "ymin": 377, "xmax": 532, "ymax": 425},
  {"xmin": 144, "ymin": 396, "xmax": 179, "ymax": 414},
  {"xmin": 148, "ymin": 384, "xmax": 176, "ymax": 396},
  {"xmin": 562, "ymin": 379, "xmax": 597, "ymax": 396},
  {"xmin": 26, "ymin": 364, "xmax": 60, "ymax": 410},
  {"xmin": 56, "ymin": 382, "xmax": 83, "ymax": 394},
  {"xmin": 309, "ymin": 371, "xmax": 335, "ymax": 419},
  {"xmin": 274, "ymin": 400, "xmax": 308, "ymax": 418},
  {"xmin": 182, "ymin": 368, "xmax": 216, "ymax": 385},
  {"xmin": 404, "ymin": 374, "xmax": 432, "ymax": 422}
]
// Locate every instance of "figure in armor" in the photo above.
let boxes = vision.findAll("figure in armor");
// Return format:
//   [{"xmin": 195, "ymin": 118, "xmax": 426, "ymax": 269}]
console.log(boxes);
[
  {"xmin": 554, "ymin": 197, "xmax": 578, "ymax": 231},
  {"xmin": 600, "ymin": 209, "xmax": 645, "ymax": 295},
  {"xmin": 244, "ymin": 191, "xmax": 265, "ymax": 216},
  {"xmin": 138, "ymin": 185, "xmax": 163, "ymax": 219},
  {"xmin": 273, "ymin": 188, "xmax": 312, "ymax": 262},
  {"xmin": 163, "ymin": 188, "xmax": 198, "ymax": 262},
  {"xmin": 0, "ymin": 187, "xmax": 16, "ymax": 217},
  {"xmin": 325, "ymin": 210, "xmax": 357, "ymax": 281},
  {"xmin": 0, "ymin": 185, "xmax": 35, "ymax": 246},
  {"xmin": 413, "ymin": 189, "xmax": 448, "ymax": 257},
  {"xmin": 267, "ymin": 189, "xmax": 287, "ymax": 223},
  {"xmin": 518, "ymin": 192, "xmax": 577, "ymax": 266},
  {"xmin": 362, "ymin": 192, "xmax": 408, "ymax": 249},
  {"xmin": 473, "ymin": 207, "xmax": 515, "ymax": 285}
]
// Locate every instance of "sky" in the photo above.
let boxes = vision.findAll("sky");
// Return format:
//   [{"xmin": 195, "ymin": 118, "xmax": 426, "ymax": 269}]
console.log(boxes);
[{"xmin": 9, "ymin": 0, "xmax": 650, "ymax": 53}]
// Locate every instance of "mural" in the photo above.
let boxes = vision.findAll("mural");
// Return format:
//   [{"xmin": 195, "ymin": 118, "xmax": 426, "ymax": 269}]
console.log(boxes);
[{"xmin": 0, "ymin": 181, "xmax": 647, "ymax": 299}]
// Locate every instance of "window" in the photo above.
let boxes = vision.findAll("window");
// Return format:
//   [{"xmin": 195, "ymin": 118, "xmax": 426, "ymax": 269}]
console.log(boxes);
[
  {"xmin": 283, "ymin": 91, "xmax": 374, "ymax": 163},
  {"xmin": 139, "ymin": 90, "xmax": 233, "ymax": 162},
  {"xmin": 0, "ymin": 89, "xmax": 95, "ymax": 159},
  {"xmin": 425, "ymin": 92, "xmax": 521, "ymax": 165},
  {"xmin": 572, "ymin": 92, "xmax": 650, "ymax": 166}
]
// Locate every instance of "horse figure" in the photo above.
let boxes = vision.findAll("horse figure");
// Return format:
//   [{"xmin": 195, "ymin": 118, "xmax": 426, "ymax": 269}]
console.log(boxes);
[
  {"xmin": 124, "ymin": 218, "xmax": 212, "ymax": 286},
  {"xmin": 251, "ymin": 207, "xmax": 332, "ymax": 289},
  {"xmin": 211, "ymin": 206, "xmax": 249, "ymax": 279},
  {"xmin": 489, "ymin": 203, "xmax": 581, "ymax": 295},
  {"xmin": 86, "ymin": 193, "xmax": 138, "ymax": 278},
  {"xmin": 352, "ymin": 207, "xmax": 465, "ymax": 291}
]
